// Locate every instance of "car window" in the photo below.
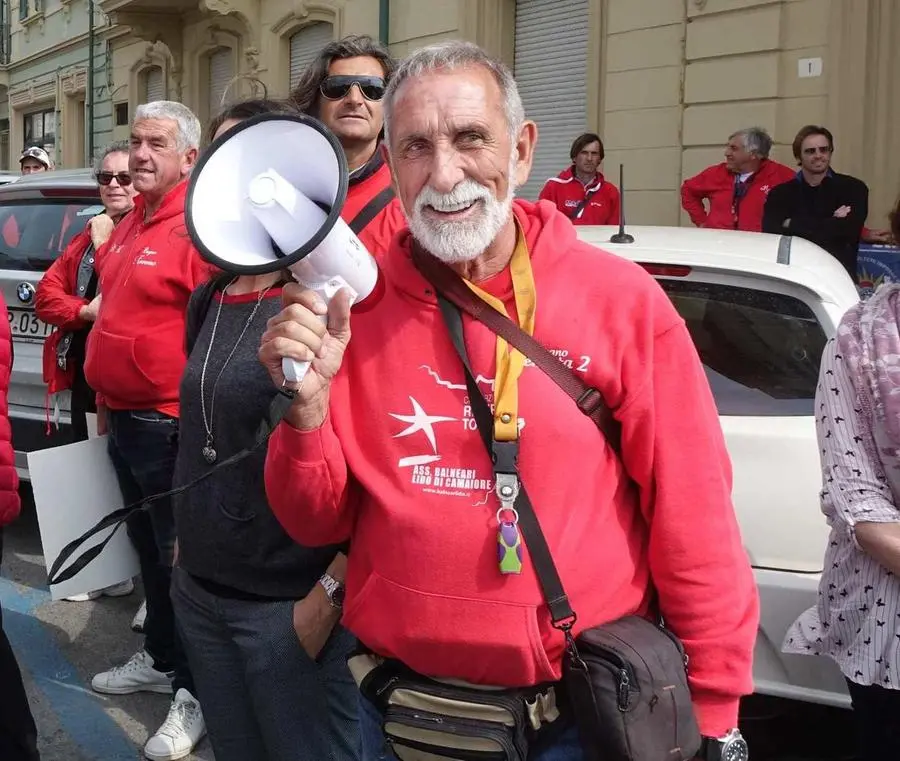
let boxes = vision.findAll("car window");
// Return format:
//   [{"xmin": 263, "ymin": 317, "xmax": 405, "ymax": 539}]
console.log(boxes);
[
  {"xmin": 659, "ymin": 279, "xmax": 827, "ymax": 416},
  {"xmin": 0, "ymin": 199, "xmax": 102, "ymax": 272}
]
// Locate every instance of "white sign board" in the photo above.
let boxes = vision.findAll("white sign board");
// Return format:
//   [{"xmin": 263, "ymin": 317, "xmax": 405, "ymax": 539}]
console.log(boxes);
[
  {"xmin": 798, "ymin": 57, "xmax": 823, "ymax": 78},
  {"xmin": 27, "ymin": 436, "xmax": 139, "ymax": 601}
]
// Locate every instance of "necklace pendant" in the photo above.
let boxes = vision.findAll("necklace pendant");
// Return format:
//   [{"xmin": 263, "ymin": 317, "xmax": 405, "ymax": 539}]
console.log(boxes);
[{"xmin": 202, "ymin": 445, "xmax": 217, "ymax": 464}]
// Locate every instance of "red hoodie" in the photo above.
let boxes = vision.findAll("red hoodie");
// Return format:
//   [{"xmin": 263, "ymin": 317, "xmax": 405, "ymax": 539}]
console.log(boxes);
[
  {"xmin": 681, "ymin": 159, "xmax": 795, "ymax": 231},
  {"xmin": 84, "ymin": 181, "xmax": 214, "ymax": 416},
  {"xmin": 264, "ymin": 199, "xmax": 759, "ymax": 736},
  {"xmin": 0, "ymin": 294, "xmax": 19, "ymax": 527},
  {"xmin": 538, "ymin": 168, "xmax": 620, "ymax": 225},
  {"xmin": 344, "ymin": 154, "xmax": 407, "ymax": 256}
]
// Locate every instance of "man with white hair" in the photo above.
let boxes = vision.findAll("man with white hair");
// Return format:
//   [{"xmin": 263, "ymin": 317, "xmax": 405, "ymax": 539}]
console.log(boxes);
[
  {"xmin": 260, "ymin": 42, "xmax": 758, "ymax": 760},
  {"xmin": 84, "ymin": 101, "xmax": 212, "ymax": 761},
  {"xmin": 681, "ymin": 126, "xmax": 794, "ymax": 231}
]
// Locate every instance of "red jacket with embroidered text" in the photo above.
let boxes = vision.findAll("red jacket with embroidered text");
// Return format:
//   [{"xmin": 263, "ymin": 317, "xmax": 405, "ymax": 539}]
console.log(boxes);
[
  {"xmin": 264, "ymin": 198, "xmax": 759, "ymax": 737},
  {"xmin": 538, "ymin": 168, "xmax": 620, "ymax": 226},
  {"xmin": 681, "ymin": 160, "xmax": 795, "ymax": 231},
  {"xmin": 84, "ymin": 181, "xmax": 215, "ymax": 417}
]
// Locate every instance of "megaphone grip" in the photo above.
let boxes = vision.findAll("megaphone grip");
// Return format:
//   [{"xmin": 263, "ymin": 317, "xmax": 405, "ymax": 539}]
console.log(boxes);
[
  {"xmin": 282, "ymin": 356, "xmax": 312, "ymax": 385},
  {"xmin": 280, "ymin": 277, "xmax": 357, "ymax": 386}
]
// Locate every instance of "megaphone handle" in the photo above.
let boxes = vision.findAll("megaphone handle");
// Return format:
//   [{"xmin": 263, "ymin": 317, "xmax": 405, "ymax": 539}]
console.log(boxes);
[{"xmin": 281, "ymin": 276, "xmax": 357, "ymax": 386}]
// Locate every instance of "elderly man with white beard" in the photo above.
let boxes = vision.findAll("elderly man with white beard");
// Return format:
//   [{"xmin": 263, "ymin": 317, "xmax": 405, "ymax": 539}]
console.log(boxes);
[{"xmin": 259, "ymin": 41, "xmax": 758, "ymax": 761}]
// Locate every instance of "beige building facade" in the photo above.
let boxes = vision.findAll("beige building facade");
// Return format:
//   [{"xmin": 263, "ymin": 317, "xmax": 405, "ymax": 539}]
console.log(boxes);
[{"xmin": 6, "ymin": 0, "xmax": 899, "ymax": 228}]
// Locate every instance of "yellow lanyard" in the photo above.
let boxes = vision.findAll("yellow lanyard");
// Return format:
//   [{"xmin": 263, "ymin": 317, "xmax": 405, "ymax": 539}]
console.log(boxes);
[{"xmin": 463, "ymin": 231, "xmax": 537, "ymax": 442}]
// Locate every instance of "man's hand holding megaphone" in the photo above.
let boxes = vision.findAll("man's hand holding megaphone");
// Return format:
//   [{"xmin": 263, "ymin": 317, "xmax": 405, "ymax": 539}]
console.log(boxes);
[{"xmin": 259, "ymin": 282, "xmax": 355, "ymax": 430}]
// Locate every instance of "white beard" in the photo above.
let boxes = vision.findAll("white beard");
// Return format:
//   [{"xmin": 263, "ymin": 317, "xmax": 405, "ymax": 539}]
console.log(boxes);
[{"xmin": 407, "ymin": 156, "xmax": 518, "ymax": 264}]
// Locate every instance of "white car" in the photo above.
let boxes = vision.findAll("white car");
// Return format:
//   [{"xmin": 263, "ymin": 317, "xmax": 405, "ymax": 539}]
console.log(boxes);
[{"xmin": 576, "ymin": 225, "xmax": 860, "ymax": 709}]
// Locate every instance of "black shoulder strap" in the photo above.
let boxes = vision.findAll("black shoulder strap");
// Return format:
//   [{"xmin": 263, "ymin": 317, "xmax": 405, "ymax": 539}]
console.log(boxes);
[
  {"xmin": 349, "ymin": 186, "xmax": 395, "ymax": 235},
  {"xmin": 185, "ymin": 274, "xmax": 231, "ymax": 356},
  {"xmin": 46, "ymin": 388, "xmax": 296, "ymax": 587},
  {"xmin": 437, "ymin": 295, "xmax": 576, "ymax": 630}
]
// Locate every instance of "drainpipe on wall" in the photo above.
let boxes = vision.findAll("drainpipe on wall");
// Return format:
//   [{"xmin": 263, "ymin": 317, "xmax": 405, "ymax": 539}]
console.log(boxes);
[
  {"xmin": 87, "ymin": 0, "xmax": 95, "ymax": 162},
  {"xmin": 378, "ymin": 0, "xmax": 390, "ymax": 47}
]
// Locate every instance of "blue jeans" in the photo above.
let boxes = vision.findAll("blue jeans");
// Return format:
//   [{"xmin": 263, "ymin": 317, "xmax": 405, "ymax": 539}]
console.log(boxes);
[
  {"xmin": 358, "ymin": 689, "xmax": 585, "ymax": 761},
  {"xmin": 107, "ymin": 408, "xmax": 193, "ymax": 695},
  {"xmin": 171, "ymin": 567, "xmax": 360, "ymax": 761}
]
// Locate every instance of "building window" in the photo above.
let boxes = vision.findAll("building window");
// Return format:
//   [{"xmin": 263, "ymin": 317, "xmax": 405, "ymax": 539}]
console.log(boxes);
[
  {"xmin": 207, "ymin": 48, "xmax": 235, "ymax": 118},
  {"xmin": 141, "ymin": 66, "xmax": 164, "ymax": 103},
  {"xmin": 289, "ymin": 22, "xmax": 333, "ymax": 91},
  {"xmin": 23, "ymin": 108, "xmax": 55, "ymax": 155},
  {"xmin": 19, "ymin": 0, "xmax": 28, "ymax": 20},
  {"xmin": 115, "ymin": 102, "xmax": 129, "ymax": 126}
]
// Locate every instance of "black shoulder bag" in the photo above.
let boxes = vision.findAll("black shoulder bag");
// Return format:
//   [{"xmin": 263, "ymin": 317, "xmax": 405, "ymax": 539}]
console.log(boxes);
[{"xmin": 412, "ymin": 249, "xmax": 702, "ymax": 761}]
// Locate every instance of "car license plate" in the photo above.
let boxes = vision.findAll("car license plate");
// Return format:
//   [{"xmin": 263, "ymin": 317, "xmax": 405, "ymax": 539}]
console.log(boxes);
[{"xmin": 7, "ymin": 307, "xmax": 52, "ymax": 343}]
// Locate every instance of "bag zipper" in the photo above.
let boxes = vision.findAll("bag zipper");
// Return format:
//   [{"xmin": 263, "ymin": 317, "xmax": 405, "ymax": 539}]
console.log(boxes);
[
  {"xmin": 584, "ymin": 647, "xmax": 637, "ymax": 711},
  {"xmin": 384, "ymin": 705, "xmax": 517, "ymax": 760}
]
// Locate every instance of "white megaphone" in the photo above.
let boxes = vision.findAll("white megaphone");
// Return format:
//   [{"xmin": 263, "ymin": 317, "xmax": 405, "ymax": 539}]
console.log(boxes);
[{"xmin": 185, "ymin": 113, "xmax": 380, "ymax": 384}]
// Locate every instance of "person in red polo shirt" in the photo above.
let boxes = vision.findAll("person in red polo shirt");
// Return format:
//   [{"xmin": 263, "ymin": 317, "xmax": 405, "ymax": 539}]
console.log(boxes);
[
  {"xmin": 538, "ymin": 132, "xmax": 620, "ymax": 225},
  {"xmin": 681, "ymin": 126, "xmax": 794, "ymax": 232}
]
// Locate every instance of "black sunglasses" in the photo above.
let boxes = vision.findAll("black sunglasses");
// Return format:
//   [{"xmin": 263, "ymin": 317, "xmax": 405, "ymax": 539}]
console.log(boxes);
[
  {"xmin": 320, "ymin": 75, "xmax": 386, "ymax": 102},
  {"xmin": 96, "ymin": 171, "xmax": 133, "ymax": 187}
]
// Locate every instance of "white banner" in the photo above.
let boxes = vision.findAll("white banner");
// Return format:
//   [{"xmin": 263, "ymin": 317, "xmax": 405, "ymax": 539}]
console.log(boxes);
[{"xmin": 27, "ymin": 436, "xmax": 139, "ymax": 601}]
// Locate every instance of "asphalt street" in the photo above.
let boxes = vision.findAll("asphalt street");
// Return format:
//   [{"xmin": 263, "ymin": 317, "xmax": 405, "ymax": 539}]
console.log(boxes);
[{"xmin": 0, "ymin": 484, "xmax": 863, "ymax": 761}]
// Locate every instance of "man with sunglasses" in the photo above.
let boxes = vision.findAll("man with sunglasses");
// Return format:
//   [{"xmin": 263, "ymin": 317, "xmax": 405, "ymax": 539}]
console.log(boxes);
[
  {"xmin": 290, "ymin": 35, "xmax": 406, "ymax": 257},
  {"xmin": 763, "ymin": 125, "xmax": 869, "ymax": 281}
]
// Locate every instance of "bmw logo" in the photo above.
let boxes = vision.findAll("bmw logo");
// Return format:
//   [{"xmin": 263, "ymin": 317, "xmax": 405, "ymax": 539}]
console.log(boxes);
[{"xmin": 16, "ymin": 282, "xmax": 35, "ymax": 305}]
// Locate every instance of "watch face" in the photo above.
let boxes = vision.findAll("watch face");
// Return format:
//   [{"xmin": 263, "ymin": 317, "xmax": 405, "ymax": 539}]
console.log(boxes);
[
  {"xmin": 332, "ymin": 585, "xmax": 346, "ymax": 607},
  {"xmin": 722, "ymin": 738, "xmax": 749, "ymax": 761}
]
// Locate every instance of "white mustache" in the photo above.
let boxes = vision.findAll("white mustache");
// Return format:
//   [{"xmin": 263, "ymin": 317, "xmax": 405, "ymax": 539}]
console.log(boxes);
[{"xmin": 415, "ymin": 180, "xmax": 490, "ymax": 214}]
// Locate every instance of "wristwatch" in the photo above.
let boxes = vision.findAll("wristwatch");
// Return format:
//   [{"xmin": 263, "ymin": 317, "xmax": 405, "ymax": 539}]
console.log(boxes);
[
  {"xmin": 318, "ymin": 572, "xmax": 345, "ymax": 609},
  {"xmin": 700, "ymin": 728, "xmax": 749, "ymax": 761}
]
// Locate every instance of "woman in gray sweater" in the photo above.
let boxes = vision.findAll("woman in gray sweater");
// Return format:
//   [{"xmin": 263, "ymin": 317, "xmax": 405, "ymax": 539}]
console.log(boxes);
[{"xmin": 170, "ymin": 98, "xmax": 358, "ymax": 761}]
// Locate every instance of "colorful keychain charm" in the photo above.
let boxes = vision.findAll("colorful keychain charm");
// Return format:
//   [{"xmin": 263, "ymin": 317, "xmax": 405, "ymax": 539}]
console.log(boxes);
[{"xmin": 497, "ymin": 507, "xmax": 523, "ymax": 575}]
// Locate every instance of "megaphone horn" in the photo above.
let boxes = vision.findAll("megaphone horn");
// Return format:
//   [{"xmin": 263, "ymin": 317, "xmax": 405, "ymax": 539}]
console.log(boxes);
[{"xmin": 185, "ymin": 113, "xmax": 379, "ymax": 384}]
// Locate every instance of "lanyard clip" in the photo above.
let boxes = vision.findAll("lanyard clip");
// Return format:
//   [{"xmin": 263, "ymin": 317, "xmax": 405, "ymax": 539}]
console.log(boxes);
[{"xmin": 492, "ymin": 440, "xmax": 520, "ymax": 509}]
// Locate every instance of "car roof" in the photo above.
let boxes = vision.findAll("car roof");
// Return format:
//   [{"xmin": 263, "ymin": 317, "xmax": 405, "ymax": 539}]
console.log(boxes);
[
  {"xmin": 575, "ymin": 225, "xmax": 859, "ymax": 308},
  {"xmin": 0, "ymin": 168, "xmax": 96, "ymax": 190}
]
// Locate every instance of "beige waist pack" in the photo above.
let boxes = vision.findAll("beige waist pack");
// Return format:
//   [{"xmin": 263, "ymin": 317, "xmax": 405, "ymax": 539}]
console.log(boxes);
[{"xmin": 349, "ymin": 652, "xmax": 561, "ymax": 761}]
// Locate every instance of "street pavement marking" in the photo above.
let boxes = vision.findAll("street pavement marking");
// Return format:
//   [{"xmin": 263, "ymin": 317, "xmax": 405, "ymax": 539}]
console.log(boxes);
[{"xmin": 0, "ymin": 576, "xmax": 140, "ymax": 760}]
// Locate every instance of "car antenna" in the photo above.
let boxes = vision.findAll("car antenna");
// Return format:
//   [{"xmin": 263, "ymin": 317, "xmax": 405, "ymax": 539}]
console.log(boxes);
[{"xmin": 609, "ymin": 163, "xmax": 634, "ymax": 244}]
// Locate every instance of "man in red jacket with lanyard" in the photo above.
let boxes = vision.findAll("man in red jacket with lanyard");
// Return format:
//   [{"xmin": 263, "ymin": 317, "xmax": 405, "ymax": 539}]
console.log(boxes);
[
  {"xmin": 84, "ymin": 101, "xmax": 213, "ymax": 761},
  {"xmin": 260, "ymin": 41, "xmax": 758, "ymax": 761},
  {"xmin": 290, "ymin": 35, "xmax": 406, "ymax": 254},
  {"xmin": 681, "ymin": 126, "xmax": 794, "ymax": 231},
  {"xmin": 538, "ymin": 133, "xmax": 620, "ymax": 225}
]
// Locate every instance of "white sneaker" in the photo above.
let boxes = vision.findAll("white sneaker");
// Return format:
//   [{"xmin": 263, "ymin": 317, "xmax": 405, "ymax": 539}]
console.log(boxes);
[
  {"xmin": 132, "ymin": 599, "xmax": 148, "ymax": 633},
  {"xmin": 144, "ymin": 689, "xmax": 206, "ymax": 761},
  {"xmin": 91, "ymin": 650, "xmax": 173, "ymax": 695},
  {"xmin": 64, "ymin": 590, "xmax": 101, "ymax": 602},
  {"xmin": 102, "ymin": 579, "xmax": 135, "ymax": 597},
  {"xmin": 63, "ymin": 579, "xmax": 134, "ymax": 602}
]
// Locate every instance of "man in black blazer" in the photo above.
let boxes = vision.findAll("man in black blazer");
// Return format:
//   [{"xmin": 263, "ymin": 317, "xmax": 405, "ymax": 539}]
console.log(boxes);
[{"xmin": 763, "ymin": 125, "xmax": 868, "ymax": 281}]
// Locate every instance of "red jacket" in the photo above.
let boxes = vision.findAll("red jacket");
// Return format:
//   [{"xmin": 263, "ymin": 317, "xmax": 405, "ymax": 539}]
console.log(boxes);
[
  {"xmin": 538, "ymin": 168, "xmax": 620, "ymax": 225},
  {"xmin": 344, "ymin": 154, "xmax": 407, "ymax": 257},
  {"xmin": 35, "ymin": 229, "xmax": 94, "ymax": 395},
  {"xmin": 681, "ymin": 160, "xmax": 795, "ymax": 232},
  {"xmin": 0, "ymin": 294, "xmax": 20, "ymax": 527},
  {"xmin": 264, "ymin": 199, "xmax": 759, "ymax": 736},
  {"xmin": 85, "ymin": 182, "xmax": 215, "ymax": 416}
]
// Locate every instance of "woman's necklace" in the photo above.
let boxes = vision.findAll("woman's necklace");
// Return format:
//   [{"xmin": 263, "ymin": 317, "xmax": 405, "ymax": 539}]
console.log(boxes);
[{"xmin": 199, "ymin": 278, "xmax": 274, "ymax": 464}]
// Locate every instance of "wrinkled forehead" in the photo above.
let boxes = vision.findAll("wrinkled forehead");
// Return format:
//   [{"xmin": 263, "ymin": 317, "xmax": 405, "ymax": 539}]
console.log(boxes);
[
  {"xmin": 390, "ymin": 66, "xmax": 506, "ymax": 139},
  {"xmin": 132, "ymin": 117, "xmax": 180, "ymax": 144}
]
